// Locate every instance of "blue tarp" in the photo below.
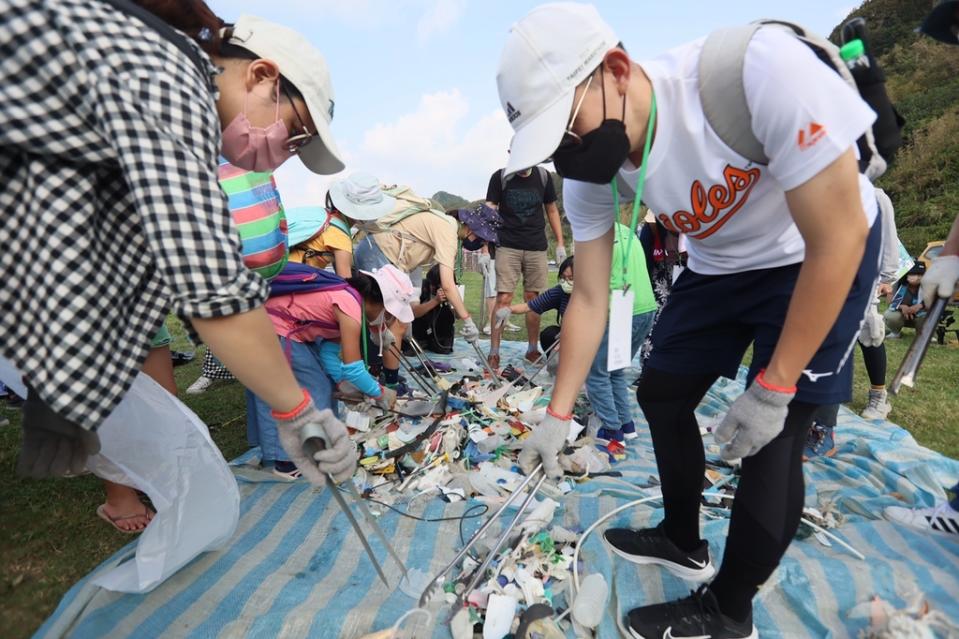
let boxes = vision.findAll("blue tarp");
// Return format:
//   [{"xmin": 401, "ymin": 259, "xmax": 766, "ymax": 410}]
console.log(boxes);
[{"xmin": 35, "ymin": 340, "xmax": 959, "ymax": 638}]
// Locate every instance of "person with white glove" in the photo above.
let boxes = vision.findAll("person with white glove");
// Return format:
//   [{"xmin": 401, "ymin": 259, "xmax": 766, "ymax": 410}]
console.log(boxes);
[
  {"xmin": 517, "ymin": 408, "xmax": 570, "ymax": 479},
  {"xmin": 272, "ymin": 391, "xmax": 358, "ymax": 486},
  {"xmin": 921, "ymin": 213, "xmax": 959, "ymax": 309},
  {"xmin": 495, "ymin": 5, "xmax": 884, "ymax": 632},
  {"xmin": 460, "ymin": 317, "xmax": 480, "ymax": 344}
]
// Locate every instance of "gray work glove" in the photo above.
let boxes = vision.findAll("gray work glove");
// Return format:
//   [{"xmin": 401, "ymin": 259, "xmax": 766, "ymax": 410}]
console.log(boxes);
[
  {"xmin": 494, "ymin": 307, "xmax": 512, "ymax": 329},
  {"xmin": 372, "ymin": 325, "xmax": 397, "ymax": 352},
  {"xmin": 372, "ymin": 385, "xmax": 397, "ymax": 410},
  {"xmin": 555, "ymin": 245, "xmax": 568, "ymax": 264},
  {"xmin": 478, "ymin": 253, "xmax": 491, "ymax": 270},
  {"xmin": 858, "ymin": 300, "xmax": 884, "ymax": 347},
  {"xmin": 273, "ymin": 393, "xmax": 358, "ymax": 487},
  {"xmin": 518, "ymin": 410, "xmax": 569, "ymax": 479},
  {"xmin": 714, "ymin": 372, "xmax": 795, "ymax": 461},
  {"xmin": 461, "ymin": 317, "xmax": 480, "ymax": 344},
  {"xmin": 18, "ymin": 389, "xmax": 101, "ymax": 478},
  {"xmin": 921, "ymin": 254, "xmax": 959, "ymax": 308}
]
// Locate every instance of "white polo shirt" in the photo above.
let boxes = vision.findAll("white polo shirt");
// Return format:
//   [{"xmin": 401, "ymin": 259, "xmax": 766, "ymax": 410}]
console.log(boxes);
[{"xmin": 564, "ymin": 27, "xmax": 878, "ymax": 275}]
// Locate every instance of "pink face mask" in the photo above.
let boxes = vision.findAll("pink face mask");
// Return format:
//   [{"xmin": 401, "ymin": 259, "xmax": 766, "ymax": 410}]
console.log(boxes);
[{"xmin": 221, "ymin": 81, "xmax": 294, "ymax": 172}]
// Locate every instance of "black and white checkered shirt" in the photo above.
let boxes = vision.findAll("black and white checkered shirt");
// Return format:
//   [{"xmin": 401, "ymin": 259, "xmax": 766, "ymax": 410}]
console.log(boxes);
[{"xmin": 0, "ymin": 0, "xmax": 269, "ymax": 429}]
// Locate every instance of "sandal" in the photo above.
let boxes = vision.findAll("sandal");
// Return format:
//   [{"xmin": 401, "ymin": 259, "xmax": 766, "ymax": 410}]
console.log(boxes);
[{"xmin": 96, "ymin": 503, "xmax": 155, "ymax": 534}]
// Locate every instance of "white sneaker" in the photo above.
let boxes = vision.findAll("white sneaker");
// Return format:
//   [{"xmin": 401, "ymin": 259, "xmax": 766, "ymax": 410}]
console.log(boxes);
[
  {"xmin": 885, "ymin": 502, "xmax": 959, "ymax": 536},
  {"xmin": 186, "ymin": 375, "xmax": 213, "ymax": 395},
  {"xmin": 482, "ymin": 325, "xmax": 492, "ymax": 335},
  {"xmin": 505, "ymin": 322, "xmax": 521, "ymax": 332},
  {"xmin": 861, "ymin": 389, "xmax": 891, "ymax": 420}
]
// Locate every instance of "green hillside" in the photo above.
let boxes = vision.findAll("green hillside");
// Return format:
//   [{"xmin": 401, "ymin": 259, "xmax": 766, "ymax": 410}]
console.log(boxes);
[{"xmin": 834, "ymin": 0, "xmax": 959, "ymax": 252}]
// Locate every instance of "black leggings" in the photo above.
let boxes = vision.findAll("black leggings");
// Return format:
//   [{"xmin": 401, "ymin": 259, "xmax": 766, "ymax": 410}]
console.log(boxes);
[
  {"xmin": 636, "ymin": 368, "xmax": 817, "ymax": 621},
  {"xmin": 815, "ymin": 340, "xmax": 887, "ymax": 427}
]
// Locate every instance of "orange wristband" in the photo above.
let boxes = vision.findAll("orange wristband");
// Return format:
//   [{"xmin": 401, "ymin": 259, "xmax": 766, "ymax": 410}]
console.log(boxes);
[
  {"xmin": 755, "ymin": 369, "xmax": 797, "ymax": 394},
  {"xmin": 271, "ymin": 389, "xmax": 311, "ymax": 420},
  {"xmin": 546, "ymin": 406, "xmax": 572, "ymax": 421}
]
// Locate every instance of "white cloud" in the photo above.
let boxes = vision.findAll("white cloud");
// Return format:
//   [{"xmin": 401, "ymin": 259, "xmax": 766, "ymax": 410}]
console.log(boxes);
[
  {"xmin": 416, "ymin": 0, "xmax": 467, "ymax": 44},
  {"xmin": 360, "ymin": 89, "xmax": 512, "ymax": 200},
  {"xmin": 273, "ymin": 89, "xmax": 511, "ymax": 207}
]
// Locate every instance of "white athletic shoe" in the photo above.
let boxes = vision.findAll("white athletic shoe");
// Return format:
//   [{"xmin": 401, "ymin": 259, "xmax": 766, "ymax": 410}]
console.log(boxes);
[
  {"xmin": 186, "ymin": 375, "xmax": 214, "ymax": 395},
  {"xmin": 482, "ymin": 325, "xmax": 492, "ymax": 335},
  {"xmin": 505, "ymin": 322, "xmax": 521, "ymax": 332},
  {"xmin": 860, "ymin": 388, "xmax": 891, "ymax": 420},
  {"xmin": 885, "ymin": 502, "xmax": 959, "ymax": 536}
]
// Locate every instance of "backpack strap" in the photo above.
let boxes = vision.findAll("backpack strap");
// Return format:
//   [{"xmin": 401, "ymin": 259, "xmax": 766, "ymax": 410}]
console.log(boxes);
[{"xmin": 698, "ymin": 23, "xmax": 768, "ymax": 165}]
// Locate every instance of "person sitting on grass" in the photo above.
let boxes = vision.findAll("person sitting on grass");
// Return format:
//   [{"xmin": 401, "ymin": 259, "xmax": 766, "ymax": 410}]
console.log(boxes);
[
  {"xmin": 247, "ymin": 265, "xmax": 412, "ymax": 479},
  {"xmin": 884, "ymin": 261, "xmax": 927, "ymax": 338}
]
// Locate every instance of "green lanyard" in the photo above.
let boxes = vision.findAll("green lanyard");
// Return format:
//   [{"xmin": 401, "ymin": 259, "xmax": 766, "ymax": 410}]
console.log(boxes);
[{"xmin": 610, "ymin": 92, "xmax": 657, "ymax": 291}]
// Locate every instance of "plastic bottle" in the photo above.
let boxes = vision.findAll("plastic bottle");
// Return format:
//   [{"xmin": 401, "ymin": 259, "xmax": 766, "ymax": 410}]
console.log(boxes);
[{"xmin": 840, "ymin": 38, "xmax": 870, "ymax": 71}]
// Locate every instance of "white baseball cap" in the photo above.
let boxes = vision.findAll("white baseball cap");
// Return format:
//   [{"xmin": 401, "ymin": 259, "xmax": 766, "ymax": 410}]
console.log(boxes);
[
  {"xmin": 496, "ymin": 3, "xmax": 619, "ymax": 177},
  {"xmin": 227, "ymin": 15, "xmax": 345, "ymax": 175},
  {"xmin": 328, "ymin": 173, "xmax": 396, "ymax": 221}
]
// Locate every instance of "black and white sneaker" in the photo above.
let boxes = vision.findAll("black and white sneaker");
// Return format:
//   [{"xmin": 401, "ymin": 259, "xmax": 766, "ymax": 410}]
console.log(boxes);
[
  {"xmin": 603, "ymin": 522, "xmax": 715, "ymax": 581},
  {"xmin": 625, "ymin": 585, "xmax": 757, "ymax": 639}
]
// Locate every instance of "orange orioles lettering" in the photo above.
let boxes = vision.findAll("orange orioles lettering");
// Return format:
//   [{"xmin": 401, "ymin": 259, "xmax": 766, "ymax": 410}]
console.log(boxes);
[{"xmin": 657, "ymin": 164, "xmax": 761, "ymax": 240}]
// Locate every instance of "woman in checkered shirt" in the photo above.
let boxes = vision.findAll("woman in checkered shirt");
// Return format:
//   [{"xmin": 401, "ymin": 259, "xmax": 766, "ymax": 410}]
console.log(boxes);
[{"xmin": 0, "ymin": 0, "xmax": 356, "ymax": 488}]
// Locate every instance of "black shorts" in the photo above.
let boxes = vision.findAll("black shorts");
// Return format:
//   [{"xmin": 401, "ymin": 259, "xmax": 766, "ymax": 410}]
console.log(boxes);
[{"xmin": 646, "ymin": 217, "xmax": 881, "ymax": 405}]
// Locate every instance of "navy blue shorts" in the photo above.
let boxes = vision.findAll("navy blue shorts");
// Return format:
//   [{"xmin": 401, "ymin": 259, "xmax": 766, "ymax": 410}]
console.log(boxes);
[{"xmin": 646, "ymin": 217, "xmax": 881, "ymax": 405}]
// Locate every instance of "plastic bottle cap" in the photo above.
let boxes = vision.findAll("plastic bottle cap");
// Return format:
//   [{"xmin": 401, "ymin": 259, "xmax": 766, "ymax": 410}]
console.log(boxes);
[{"xmin": 840, "ymin": 39, "xmax": 865, "ymax": 61}]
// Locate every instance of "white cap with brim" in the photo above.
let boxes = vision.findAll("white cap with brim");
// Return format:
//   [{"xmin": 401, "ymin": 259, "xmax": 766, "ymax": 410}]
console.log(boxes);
[
  {"xmin": 496, "ymin": 2, "xmax": 619, "ymax": 177},
  {"xmin": 362, "ymin": 265, "xmax": 416, "ymax": 324},
  {"xmin": 328, "ymin": 173, "xmax": 396, "ymax": 221},
  {"xmin": 228, "ymin": 15, "xmax": 345, "ymax": 175}
]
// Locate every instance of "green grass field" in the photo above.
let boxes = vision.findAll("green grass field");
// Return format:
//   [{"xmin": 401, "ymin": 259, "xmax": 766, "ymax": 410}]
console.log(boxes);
[{"xmin": 0, "ymin": 276, "xmax": 956, "ymax": 638}]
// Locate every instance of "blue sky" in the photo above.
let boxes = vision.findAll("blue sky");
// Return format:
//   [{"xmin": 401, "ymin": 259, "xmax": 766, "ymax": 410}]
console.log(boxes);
[{"xmin": 210, "ymin": 1, "xmax": 861, "ymax": 205}]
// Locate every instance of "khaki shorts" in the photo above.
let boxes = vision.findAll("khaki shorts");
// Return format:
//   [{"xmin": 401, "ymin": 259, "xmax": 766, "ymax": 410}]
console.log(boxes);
[{"xmin": 495, "ymin": 247, "xmax": 548, "ymax": 294}]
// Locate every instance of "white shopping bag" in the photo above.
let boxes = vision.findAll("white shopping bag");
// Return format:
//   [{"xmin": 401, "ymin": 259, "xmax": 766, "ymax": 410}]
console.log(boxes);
[{"xmin": 0, "ymin": 357, "xmax": 239, "ymax": 593}]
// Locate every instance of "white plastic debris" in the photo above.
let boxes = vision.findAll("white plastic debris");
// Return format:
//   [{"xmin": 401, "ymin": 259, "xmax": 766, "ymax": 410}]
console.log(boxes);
[
  {"xmin": 450, "ymin": 608, "xmax": 474, "ymax": 639},
  {"xmin": 483, "ymin": 594, "xmax": 518, "ymax": 639},
  {"xmin": 567, "ymin": 419, "xmax": 585, "ymax": 444},
  {"xmin": 520, "ymin": 498, "xmax": 559, "ymax": 535},
  {"xmin": 571, "ymin": 573, "xmax": 609, "ymax": 629}
]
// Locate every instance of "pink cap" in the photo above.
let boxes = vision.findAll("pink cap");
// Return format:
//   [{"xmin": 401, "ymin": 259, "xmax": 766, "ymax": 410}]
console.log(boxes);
[{"xmin": 362, "ymin": 265, "xmax": 416, "ymax": 323}]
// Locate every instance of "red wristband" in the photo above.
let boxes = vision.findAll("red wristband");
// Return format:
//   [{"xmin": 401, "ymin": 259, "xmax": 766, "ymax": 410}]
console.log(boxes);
[
  {"xmin": 546, "ymin": 406, "xmax": 573, "ymax": 421},
  {"xmin": 755, "ymin": 369, "xmax": 797, "ymax": 394},
  {"xmin": 271, "ymin": 389, "xmax": 311, "ymax": 420}
]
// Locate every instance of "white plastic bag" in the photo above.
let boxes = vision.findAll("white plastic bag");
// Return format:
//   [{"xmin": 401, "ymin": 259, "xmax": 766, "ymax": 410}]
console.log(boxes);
[{"xmin": 0, "ymin": 357, "xmax": 239, "ymax": 593}]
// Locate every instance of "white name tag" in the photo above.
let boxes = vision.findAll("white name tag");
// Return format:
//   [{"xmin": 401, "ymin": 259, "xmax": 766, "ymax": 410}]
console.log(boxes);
[{"xmin": 607, "ymin": 289, "xmax": 634, "ymax": 371}]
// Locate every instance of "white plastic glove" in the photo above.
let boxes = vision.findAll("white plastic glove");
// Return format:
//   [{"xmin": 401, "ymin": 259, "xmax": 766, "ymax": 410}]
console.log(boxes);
[
  {"xmin": 714, "ymin": 370, "xmax": 795, "ymax": 461},
  {"xmin": 494, "ymin": 307, "xmax": 512, "ymax": 329},
  {"xmin": 858, "ymin": 300, "xmax": 884, "ymax": 347},
  {"xmin": 273, "ymin": 392, "xmax": 358, "ymax": 487},
  {"xmin": 921, "ymin": 254, "xmax": 959, "ymax": 308},
  {"xmin": 555, "ymin": 245, "xmax": 568, "ymax": 264},
  {"xmin": 461, "ymin": 317, "xmax": 480, "ymax": 344},
  {"xmin": 518, "ymin": 409, "xmax": 569, "ymax": 479}
]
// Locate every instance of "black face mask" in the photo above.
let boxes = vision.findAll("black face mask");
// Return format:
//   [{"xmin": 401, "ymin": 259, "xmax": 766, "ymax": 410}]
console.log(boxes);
[
  {"xmin": 462, "ymin": 236, "xmax": 485, "ymax": 251},
  {"xmin": 552, "ymin": 72, "xmax": 631, "ymax": 184}
]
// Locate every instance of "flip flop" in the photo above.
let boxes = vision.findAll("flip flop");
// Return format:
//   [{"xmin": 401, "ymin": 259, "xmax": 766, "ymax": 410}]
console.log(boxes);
[{"xmin": 96, "ymin": 503, "xmax": 155, "ymax": 534}]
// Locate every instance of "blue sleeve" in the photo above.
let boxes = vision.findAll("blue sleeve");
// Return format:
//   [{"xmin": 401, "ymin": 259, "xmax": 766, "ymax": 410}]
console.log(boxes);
[
  {"xmin": 341, "ymin": 360, "xmax": 382, "ymax": 398},
  {"xmin": 318, "ymin": 341, "xmax": 345, "ymax": 382},
  {"xmin": 527, "ymin": 287, "xmax": 561, "ymax": 315}
]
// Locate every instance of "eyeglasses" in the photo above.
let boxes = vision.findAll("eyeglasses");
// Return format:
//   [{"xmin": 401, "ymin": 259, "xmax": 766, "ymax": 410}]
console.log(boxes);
[
  {"xmin": 281, "ymin": 84, "xmax": 315, "ymax": 153},
  {"xmin": 547, "ymin": 70, "xmax": 597, "ymax": 160}
]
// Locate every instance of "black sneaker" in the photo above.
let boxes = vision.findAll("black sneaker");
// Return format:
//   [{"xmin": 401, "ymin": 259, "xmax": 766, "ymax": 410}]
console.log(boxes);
[
  {"xmin": 603, "ymin": 522, "xmax": 715, "ymax": 581},
  {"xmin": 625, "ymin": 585, "xmax": 756, "ymax": 639}
]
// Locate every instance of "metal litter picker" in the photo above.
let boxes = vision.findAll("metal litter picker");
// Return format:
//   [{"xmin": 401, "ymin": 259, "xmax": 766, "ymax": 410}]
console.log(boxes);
[{"xmin": 300, "ymin": 423, "xmax": 408, "ymax": 587}]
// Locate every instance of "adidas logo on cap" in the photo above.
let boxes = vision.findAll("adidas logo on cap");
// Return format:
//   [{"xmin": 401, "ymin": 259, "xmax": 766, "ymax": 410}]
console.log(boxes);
[{"xmin": 506, "ymin": 102, "xmax": 522, "ymax": 123}]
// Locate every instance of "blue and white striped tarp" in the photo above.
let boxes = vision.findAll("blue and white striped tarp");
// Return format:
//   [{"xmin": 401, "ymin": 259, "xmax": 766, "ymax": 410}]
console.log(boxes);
[{"xmin": 35, "ymin": 340, "xmax": 959, "ymax": 638}]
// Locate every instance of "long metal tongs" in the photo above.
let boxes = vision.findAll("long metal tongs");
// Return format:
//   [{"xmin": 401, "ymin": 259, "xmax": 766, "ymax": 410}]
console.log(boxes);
[
  {"xmin": 388, "ymin": 344, "xmax": 439, "ymax": 395},
  {"xmin": 418, "ymin": 463, "xmax": 545, "ymax": 608},
  {"xmin": 301, "ymin": 425, "xmax": 409, "ymax": 587},
  {"xmin": 474, "ymin": 338, "xmax": 560, "ymax": 407}
]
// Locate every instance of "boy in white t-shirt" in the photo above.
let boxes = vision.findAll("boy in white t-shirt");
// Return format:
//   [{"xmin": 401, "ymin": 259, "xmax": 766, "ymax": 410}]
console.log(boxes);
[{"xmin": 498, "ymin": 4, "xmax": 881, "ymax": 637}]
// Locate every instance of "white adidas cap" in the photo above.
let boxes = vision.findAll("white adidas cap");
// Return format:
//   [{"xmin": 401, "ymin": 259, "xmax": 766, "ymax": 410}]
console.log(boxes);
[
  {"xmin": 228, "ymin": 15, "xmax": 345, "ymax": 175},
  {"xmin": 497, "ymin": 3, "xmax": 619, "ymax": 176}
]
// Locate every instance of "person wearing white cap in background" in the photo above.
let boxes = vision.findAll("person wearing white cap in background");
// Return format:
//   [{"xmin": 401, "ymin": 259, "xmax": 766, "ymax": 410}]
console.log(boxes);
[
  {"xmin": 498, "ymin": 4, "xmax": 883, "ymax": 637},
  {"xmin": 0, "ymin": 0, "xmax": 355, "ymax": 488},
  {"xmin": 341, "ymin": 174, "xmax": 480, "ymax": 390},
  {"xmin": 250, "ymin": 265, "xmax": 412, "ymax": 480}
]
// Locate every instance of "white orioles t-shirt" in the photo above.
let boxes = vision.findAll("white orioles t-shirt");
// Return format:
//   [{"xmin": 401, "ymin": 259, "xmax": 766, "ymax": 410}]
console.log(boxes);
[{"xmin": 564, "ymin": 27, "xmax": 879, "ymax": 275}]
